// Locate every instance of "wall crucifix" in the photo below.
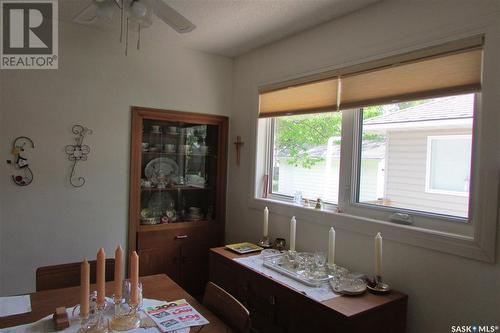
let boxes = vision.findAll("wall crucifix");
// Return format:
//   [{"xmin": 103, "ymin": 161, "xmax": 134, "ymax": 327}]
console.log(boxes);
[{"xmin": 234, "ymin": 135, "xmax": 244, "ymax": 166}]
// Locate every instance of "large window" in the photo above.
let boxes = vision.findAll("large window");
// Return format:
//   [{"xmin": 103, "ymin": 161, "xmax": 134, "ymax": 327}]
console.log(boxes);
[
  {"xmin": 255, "ymin": 37, "xmax": 499, "ymax": 262},
  {"xmin": 357, "ymin": 94, "xmax": 474, "ymax": 218}
]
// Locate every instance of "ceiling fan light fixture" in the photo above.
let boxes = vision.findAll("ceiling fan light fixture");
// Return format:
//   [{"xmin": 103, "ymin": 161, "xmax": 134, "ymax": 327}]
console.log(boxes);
[{"xmin": 131, "ymin": 0, "xmax": 148, "ymax": 18}]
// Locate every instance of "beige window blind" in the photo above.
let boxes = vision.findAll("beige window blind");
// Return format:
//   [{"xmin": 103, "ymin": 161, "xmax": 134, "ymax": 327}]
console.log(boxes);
[
  {"xmin": 259, "ymin": 78, "xmax": 339, "ymax": 117},
  {"xmin": 340, "ymin": 48, "xmax": 482, "ymax": 109},
  {"xmin": 258, "ymin": 37, "xmax": 483, "ymax": 118}
]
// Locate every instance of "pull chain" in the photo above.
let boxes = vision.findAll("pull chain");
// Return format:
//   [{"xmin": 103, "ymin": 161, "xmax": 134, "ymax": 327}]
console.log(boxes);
[
  {"xmin": 137, "ymin": 23, "xmax": 141, "ymax": 50},
  {"xmin": 119, "ymin": 0, "xmax": 124, "ymax": 42},
  {"xmin": 125, "ymin": 17, "xmax": 129, "ymax": 56}
]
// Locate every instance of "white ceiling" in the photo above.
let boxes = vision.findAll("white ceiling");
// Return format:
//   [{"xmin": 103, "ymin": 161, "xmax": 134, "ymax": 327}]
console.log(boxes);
[{"xmin": 61, "ymin": 0, "xmax": 381, "ymax": 58}]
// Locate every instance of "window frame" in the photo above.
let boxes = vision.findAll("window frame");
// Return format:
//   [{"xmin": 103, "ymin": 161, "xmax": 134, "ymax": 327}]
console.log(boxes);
[{"xmin": 425, "ymin": 134, "xmax": 472, "ymax": 197}]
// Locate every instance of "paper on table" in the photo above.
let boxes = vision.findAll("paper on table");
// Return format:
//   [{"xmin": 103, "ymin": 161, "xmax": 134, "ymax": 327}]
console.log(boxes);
[
  {"xmin": 144, "ymin": 299, "xmax": 208, "ymax": 332},
  {"xmin": 0, "ymin": 296, "xmax": 31, "ymax": 317}
]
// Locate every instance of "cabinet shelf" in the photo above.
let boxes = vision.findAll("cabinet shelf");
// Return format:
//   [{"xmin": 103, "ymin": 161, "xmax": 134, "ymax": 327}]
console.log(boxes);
[
  {"xmin": 138, "ymin": 220, "xmax": 211, "ymax": 232},
  {"xmin": 142, "ymin": 151, "xmax": 217, "ymax": 158},
  {"xmin": 141, "ymin": 186, "xmax": 211, "ymax": 192}
]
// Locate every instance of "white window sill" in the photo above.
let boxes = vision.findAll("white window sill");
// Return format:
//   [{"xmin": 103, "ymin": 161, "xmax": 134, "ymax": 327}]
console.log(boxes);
[{"xmin": 248, "ymin": 197, "xmax": 492, "ymax": 263}]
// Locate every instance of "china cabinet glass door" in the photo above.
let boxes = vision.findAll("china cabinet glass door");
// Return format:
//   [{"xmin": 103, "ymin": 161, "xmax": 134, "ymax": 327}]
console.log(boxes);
[{"xmin": 139, "ymin": 119, "xmax": 218, "ymax": 225}]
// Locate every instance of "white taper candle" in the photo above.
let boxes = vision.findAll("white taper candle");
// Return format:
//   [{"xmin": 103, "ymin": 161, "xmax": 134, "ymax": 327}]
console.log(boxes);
[
  {"xmin": 290, "ymin": 216, "xmax": 296, "ymax": 251},
  {"xmin": 328, "ymin": 227, "xmax": 335, "ymax": 265},
  {"xmin": 263, "ymin": 207, "xmax": 269, "ymax": 237},
  {"xmin": 374, "ymin": 232, "xmax": 383, "ymax": 276}
]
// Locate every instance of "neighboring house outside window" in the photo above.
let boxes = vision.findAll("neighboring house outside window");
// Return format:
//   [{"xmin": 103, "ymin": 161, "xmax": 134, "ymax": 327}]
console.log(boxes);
[{"xmin": 360, "ymin": 94, "xmax": 473, "ymax": 218}]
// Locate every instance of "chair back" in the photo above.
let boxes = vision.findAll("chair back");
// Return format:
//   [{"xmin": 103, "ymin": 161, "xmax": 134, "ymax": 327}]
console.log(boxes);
[
  {"xmin": 203, "ymin": 281, "xmax": 250, "ymax": 333},
  {"xmin": 36, "ymin": 259, "xmax": 115, "ymax": 291}
]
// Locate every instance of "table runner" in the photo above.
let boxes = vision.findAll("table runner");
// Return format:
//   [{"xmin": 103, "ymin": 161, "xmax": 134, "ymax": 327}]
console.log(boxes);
[
  {"xmin": 0, "ymin": 299, "xmax": 188, "ymax": 333},
  {"xmin": 233, "ymin": 256, "xmax": 340, "ymax": 302}
]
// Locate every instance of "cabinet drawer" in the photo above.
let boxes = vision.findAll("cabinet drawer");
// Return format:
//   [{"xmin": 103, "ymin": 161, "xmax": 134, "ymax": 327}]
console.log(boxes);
[{"xmin": 137, "ymin": 247, "xmax": 179, "ymax": 280}]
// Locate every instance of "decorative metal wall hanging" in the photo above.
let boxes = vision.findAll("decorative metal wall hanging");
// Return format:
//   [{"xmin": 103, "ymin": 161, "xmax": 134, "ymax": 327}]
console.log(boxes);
[
  {"xmin": 6, "ymin": 136, "xmax": 35, "ymax": 186},
  {"xmin": 65, "ymin": 125, "xmax": 92, "ymax": 187}
]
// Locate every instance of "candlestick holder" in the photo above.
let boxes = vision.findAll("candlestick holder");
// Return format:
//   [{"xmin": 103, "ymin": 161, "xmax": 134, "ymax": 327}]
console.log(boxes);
[
  {"xmin": 76, "ymin": 304, "xmax": 108, "ymax": 333},
  {"xmin": 258, "ymin": 236, "xmax": 271, "ymax": 248},
  {"xmin": 367, "ymin": 275, "xmax": 391, "ymax": 294},
  {"xmin": 109, "ymin": 299, "xmax": 141, "ymax": 331}
]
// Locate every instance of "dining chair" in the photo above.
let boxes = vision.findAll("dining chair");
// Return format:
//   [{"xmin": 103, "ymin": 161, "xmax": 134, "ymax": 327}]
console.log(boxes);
[
  {"xmin": 36, "ymin": 259, "xmax": 115, "ymax": 292},
  {"xmin": 203, "ymin": 281, "xmax": 251, "ymax": 333}
]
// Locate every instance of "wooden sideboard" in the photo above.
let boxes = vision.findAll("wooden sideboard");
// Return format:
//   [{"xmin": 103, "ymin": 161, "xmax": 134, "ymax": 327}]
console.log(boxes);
[{"xmin": 209, "ymin": 247, "xmax": 407, "ymax": 333}]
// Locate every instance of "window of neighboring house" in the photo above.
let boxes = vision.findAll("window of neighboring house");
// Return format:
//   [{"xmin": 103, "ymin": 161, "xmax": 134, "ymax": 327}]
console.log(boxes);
[
  {"xmin": 426, "ymin": 135, "xmax": 472, "ymax": 196},
  {"xmin": 357, "ymin": 93, "xmax": 474, "ymax": 219},
  {"xmin": 270, "ymin": 112, "xmax": 342, "ymax": 205}
]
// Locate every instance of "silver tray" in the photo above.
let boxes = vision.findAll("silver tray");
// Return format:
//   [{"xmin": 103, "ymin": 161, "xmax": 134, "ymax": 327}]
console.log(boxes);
[{"xmin": 263, "ymin": 253, "xmax": 332, "ymax": 287}]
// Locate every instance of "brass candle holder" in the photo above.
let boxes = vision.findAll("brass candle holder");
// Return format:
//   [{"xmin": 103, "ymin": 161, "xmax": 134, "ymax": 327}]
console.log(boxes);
[
  {"xmin": 109, "ymin": 298, "xmax": 140, "ymax": 331},
  {"xmin": 258, "ymin": 236, "xmax": 271, "ymax": 248},
  {"xmin": 367, "ymin": 275, "xmax": 391, "ymax": 294}
]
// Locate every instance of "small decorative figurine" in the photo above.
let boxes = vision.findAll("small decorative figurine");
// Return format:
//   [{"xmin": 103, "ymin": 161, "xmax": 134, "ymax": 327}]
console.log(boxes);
[
  {"xmin": 315, "ymin": 198, "xmax": 323, "ymax": 210},
  {"xmin": 6, "ymin": 136, "xmax": 35, "ymax": 186},
  {"xmin": 65, "ymin": 125, "xmax": 92, "ymax": 187}
]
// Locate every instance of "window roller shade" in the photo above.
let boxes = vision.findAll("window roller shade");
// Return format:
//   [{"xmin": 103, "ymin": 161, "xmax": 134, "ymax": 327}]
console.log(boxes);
[
  {"xmin": 259, "ymin": 78, "xmax": 338, "ymax": 117},
  {"xmin": 340, "ymin": 48, "xmax": 482, "ymax": 109},
  {"xmin": 259, "ymin": 42, "xmax": 482, "ymax": 118}
]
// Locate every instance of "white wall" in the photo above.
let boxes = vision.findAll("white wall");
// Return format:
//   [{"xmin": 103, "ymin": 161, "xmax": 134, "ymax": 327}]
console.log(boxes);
[
  {"xmin": 0, "ymin": 20, "xmax": 233, "ymax": 295},
  {"xmin": 227, "ymin": 1, "xmax": 500, "ymax": 332}
]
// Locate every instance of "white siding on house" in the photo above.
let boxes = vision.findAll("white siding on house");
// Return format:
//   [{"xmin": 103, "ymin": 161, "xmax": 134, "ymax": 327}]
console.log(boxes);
[
  {"xmin": 359, "ymin": 159, "xmax": 381, "ymax": 202},
  {"xmin": 384, "ymin": 128, "xmax": 471, "ymax": 218},
  {"xmin": 276, "ymin": 159, "xmax": 340, "ymax": 203},
  {"xmin": 276, "ymin": 158, "xmax": 380, "ymax": 204}
]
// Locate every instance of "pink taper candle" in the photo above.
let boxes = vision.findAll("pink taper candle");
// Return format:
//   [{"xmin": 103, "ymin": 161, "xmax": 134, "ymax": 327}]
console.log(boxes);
[
  {"xmin": 114, "ymin": 245, "xmax": 123, "ymax": 299},
  {"xmin": 96, "ymin": 248, "xmax": 106, "ymax": 306},
  {"xmin": 130, "ymin": 251, "xmax": 139, "ymax": 306},
  {"xmin": 80, "ymin": 259, "xmax": 90, "ymax": 318}
]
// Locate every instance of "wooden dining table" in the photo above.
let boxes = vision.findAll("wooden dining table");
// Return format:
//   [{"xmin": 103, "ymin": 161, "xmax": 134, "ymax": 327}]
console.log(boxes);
[{"xmin": 0, "ymin": 274, "xmax": 230, "ymax": 332}]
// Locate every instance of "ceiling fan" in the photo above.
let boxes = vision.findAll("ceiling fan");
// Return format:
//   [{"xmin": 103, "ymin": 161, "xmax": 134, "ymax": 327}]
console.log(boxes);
[{"xmin": 74, "ymin": 0, "xmax": 196, "ymax": 54}]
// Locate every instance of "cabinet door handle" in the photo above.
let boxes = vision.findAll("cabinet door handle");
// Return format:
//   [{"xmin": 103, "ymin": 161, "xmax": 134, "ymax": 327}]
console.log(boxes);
[{"xmin": 175, "ymin": 235, "xmax": 188, "ymax": 239}]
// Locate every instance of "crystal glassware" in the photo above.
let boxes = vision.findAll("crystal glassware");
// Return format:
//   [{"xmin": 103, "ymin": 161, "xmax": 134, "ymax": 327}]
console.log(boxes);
[
  {"xmin": 122, "ymin": 279, "xmax": 143, "ymax": 309},
  {"xmin": 313, "ymin": 251, "xmax": 327, "ymax": 277},
  {"xmin": 109, "ymin": 280, "xmax": 143, "ymax": 331},
  {"xmin": 327, "ymin": 264, "xmax": 349, "ymax": 289}
]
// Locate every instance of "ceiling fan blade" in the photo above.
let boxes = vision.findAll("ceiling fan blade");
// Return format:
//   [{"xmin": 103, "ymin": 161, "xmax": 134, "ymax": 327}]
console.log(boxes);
[{"xmin": 152, "ymin": 0, "xmax": 196, "ymax": 33}]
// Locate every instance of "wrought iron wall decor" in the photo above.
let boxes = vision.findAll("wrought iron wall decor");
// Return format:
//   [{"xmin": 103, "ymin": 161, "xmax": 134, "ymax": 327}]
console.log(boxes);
[
  {"xmin": 6, "ymin": 136, "xmax": 35, "ymax": 186},
  {"xmin": 65, "ymin": 125, "xmax": 92, "ymax": 187}
]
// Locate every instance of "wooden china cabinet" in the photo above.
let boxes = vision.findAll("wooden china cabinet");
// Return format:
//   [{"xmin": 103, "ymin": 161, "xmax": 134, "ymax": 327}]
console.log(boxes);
[{"xmin": 128, "ymin": 107, "xmax": 228, "ymax": 296}]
